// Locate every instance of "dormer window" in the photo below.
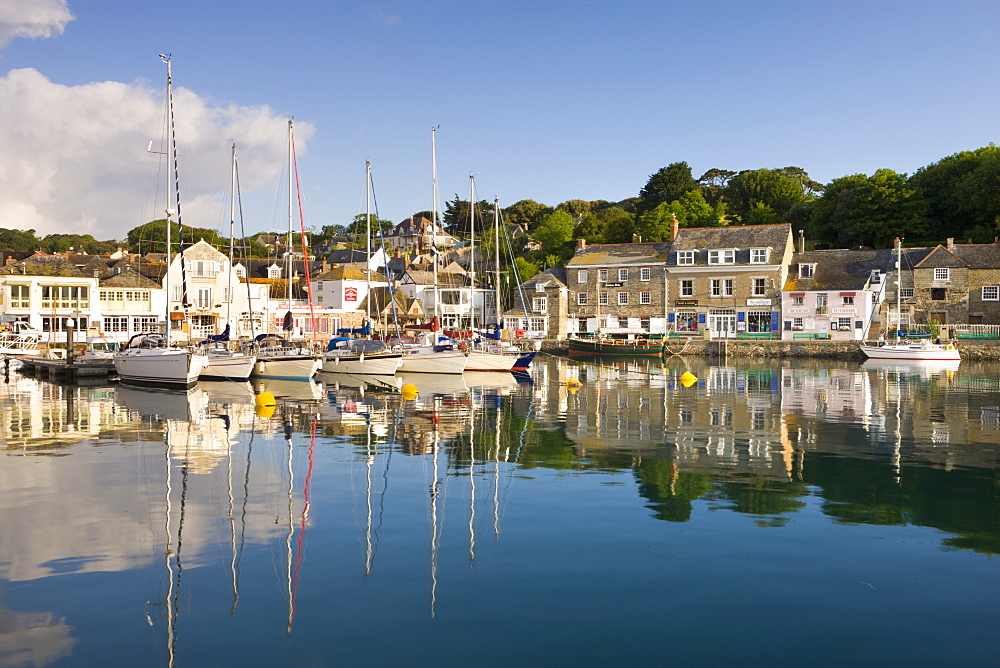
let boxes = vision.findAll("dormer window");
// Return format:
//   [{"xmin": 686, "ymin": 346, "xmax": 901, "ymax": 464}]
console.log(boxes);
[
  {"xmin": 677, "ymin": 250, "xmax": 695, "ymax": 265},
  {"xmin": 268, "ymin": 265, "xmax": 282, "ymax": 280},
  {"xmin": 750, "ymin": 248, "xmax": 769, "ymax": 264},
  {"xmin": 708, "ymin": 249, "xmax": 735, "ymax": 265},
  {"xmin": 234, "ymin": 264, "xmax": 247, "ymax": 279},
  {"xmin": 799, "ymin": 264, "xmax": 815, "ymax": 278}
]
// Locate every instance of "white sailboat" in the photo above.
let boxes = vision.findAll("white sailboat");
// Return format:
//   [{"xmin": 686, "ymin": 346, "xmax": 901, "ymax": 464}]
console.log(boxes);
[
  {"xmin": 251, "ymin": 119, "xmax": 320, "ymax": 381},
  {"xmin": 860, "ymin": 238, "xmax": 961, "ymax": 362},
  {"xmin": 114, "ymin": 55, "xmax": 208, "ymax": 388},
  {"xmin": 200, "ymin": 143, "xmax": 257, "ymax": 381}
]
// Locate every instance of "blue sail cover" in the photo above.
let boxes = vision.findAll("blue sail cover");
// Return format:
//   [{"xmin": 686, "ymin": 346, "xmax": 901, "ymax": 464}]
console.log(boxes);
[
  {"xmin": 207, "ymin": 324, "xmax": 230, "ymax": 342},
  {"xmin": 282, "ymin": 310, "xmax": 294, "ymax": 331},
  {"xmin": 336, "ymin": 322, "xmax": 371, "ymax": 336},
  {"xmin": 475, "ymin": 328, "xmax": 502, "ymax": 340}
]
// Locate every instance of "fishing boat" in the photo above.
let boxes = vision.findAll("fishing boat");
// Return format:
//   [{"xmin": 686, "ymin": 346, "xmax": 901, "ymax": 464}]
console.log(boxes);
[
  {"xmin": 113, "ymin": 55, "xmax": 208, "ymax": 388},
  {"xmin": 567, "ymin": 336, "xmax": 666, "ymax": 358},
  {"xmin": 860, "ymin": 238, "xmax": 961, "ymax": 362}
]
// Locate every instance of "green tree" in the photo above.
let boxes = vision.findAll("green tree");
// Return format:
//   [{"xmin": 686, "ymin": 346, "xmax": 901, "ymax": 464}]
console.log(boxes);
[
  {"xmin": 601, "ymin": 207, "xmax": 637, "ymax": 243},
  {"xmin": 512, "ymin": 256, "xmax": 540, "ymax": 281},
  {"xmin": 443, "ymin": 196, "xmax": 495, "ymax": 235},
  {"xmin": 634, "ymin": 202, "xmax": 675, "ymax": 242},
  {"xmin": 503, "ymin": 199, "xmax": 551, "ymax": 230},
  {"xmin": 667, "ymin": 190, "xmax": 720, "ymax": 228},
  {"xmin": 811, "ymin": 169, "xmax": 929, "ymax": 248},
  {"xmin": 0, "ymin": 228, "xmax": 42, "ymax": 252},
  {"xmin": 556, "ymin": 199, "xmax": 592, "ymax": 219},
  {"xmin": 574, "ymin": 213, "xmax": 605, "ymax": 244},
  {"xmin": 532, "ymin": 210, "xmax": 575, "ymax": 250},
  {"xmin": 698, "ymin": 168, "xmax": 736, "ymax": 207},
  {"xmin": 349, "ymin": 214, "xmax": 393, "ymax": 236},
  {"xmin": 909, "ymin": 145, "xmax": 1000, "ymax": 242},
  {"xmin": 724, "ymin": 168, "xmax": 805, "ymax": 224},
  {"xmin": 638, "ymin": 162, "xmax": 699, "ymax": 214}
]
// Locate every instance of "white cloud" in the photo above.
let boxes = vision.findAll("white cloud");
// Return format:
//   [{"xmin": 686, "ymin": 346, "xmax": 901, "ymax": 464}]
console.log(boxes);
[
  {"xmin": 0, "ymin": 67, "xmax": 312, "ymax": 241},
  {"xmin": 0, "ymin": 0, "xmax": 74, "ymax": 48}
]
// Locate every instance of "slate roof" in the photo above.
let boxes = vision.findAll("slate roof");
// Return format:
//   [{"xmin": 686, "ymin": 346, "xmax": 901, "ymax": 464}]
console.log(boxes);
[
  {"xmin": 669, "ymin": 223, "xmax": 791, "ymax": 265},
  {"xmin": 567, "ymin": 242, "xmax": 672, "ymax": 267},
  {"xmin": 312, "ymin": 264, "xmax": 381, "ymax": 282},
  {"xmin": 916, "ymin": 243, "xmax": 1000, "ymax": 269},
  {"xmin": 785, "ymin": 249, "xmax": 894, "ymax": 291},
  {"xmin": 0, "ymin": 252, "xmax": 91, "ymax": 277},
  {"xmin": 403, "ymin": 270, "xmax": 476, "ymax": 288},
  {"xmin": 99, "ymin": 267, "xmax": 162, "ymax": 289}
]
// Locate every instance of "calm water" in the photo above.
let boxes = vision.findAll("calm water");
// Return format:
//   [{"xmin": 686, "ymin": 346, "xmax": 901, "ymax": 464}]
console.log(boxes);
[{"xmin": 1, "ymin": 355, "xmax": 999, "ymax": 666}]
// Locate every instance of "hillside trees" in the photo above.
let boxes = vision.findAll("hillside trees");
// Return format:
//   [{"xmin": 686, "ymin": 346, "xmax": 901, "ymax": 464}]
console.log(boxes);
[
  {"xmin": 637, "ymin": 162, "xmax": 699, "ymax": 214},
  {"xmin": 908, "ymin": 145, "xmax": 1000, "ymax": 242},
  {"xmin": 725, "ymin": 168, "xmax": 806, "ymax": 224}
]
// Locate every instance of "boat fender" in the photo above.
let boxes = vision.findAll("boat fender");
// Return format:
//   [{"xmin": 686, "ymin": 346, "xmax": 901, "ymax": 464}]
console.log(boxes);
[
  {"xmin": 946, "ymin": 343, "xmax": 955, "ymax": 350},
  {"xmin": 515, "ymin": 329, "xmax": 525, "ymax": 338}
]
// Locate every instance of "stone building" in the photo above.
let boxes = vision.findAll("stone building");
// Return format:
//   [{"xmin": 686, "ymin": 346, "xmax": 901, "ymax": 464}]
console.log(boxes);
[
  {"xmin": 503, "ymin": 267, "xmax": 569, "ymax": 339},
  {"xmin": 667, "ymin": 223, "xmax": 794, "ymax": 336},
  {"xmin": 905, "ymin": 239, "xmax": 1000, "ymax": 328}
]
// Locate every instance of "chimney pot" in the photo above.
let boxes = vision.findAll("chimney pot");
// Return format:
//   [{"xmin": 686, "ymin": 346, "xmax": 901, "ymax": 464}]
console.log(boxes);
[
  {"xmin": 576, "ymin": 239, "xmax": 586, "ymax": 251},
  {"xmin": 947, "ymin": 237, "xmax": 954, "ymax": 249}
]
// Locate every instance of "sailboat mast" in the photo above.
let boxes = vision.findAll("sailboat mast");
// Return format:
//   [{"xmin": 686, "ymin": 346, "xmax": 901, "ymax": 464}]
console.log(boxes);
[
  {"xmin": 286, "ymin": 119, "xmax": 294, "ymax": 306},
  {"xmin": 493, "ymin": 197, "xmax": 502, "ymax": 326},
  {"xmin": 227, "ymin": 143, "xmax": 237, "ymax": 332},
  {"xmin": 431, "ymin": 128, "xmax": 440, "ymax": 328},
  {"xmin": 366, "ymin": 160, "xmax": 372, "ymax": 323},
  {"xmin": 469, "ymin": 175, "xmax": 476, "ymax": 330},
  {"xmin": 160, "ymin": 54, "xmax": 177, "ymax": 346}
]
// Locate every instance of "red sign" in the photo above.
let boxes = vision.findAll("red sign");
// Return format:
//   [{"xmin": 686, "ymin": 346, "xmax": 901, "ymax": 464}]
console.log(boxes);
[{"xmin": 345, "ymin": 287, "xmax": 358, "ymax": 302}]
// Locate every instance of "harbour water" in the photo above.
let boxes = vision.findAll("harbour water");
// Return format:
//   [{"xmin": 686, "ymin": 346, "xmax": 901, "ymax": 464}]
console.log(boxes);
[{"xmin": 1, "ymin": 354, "xmax": 998, "ymax": 665}]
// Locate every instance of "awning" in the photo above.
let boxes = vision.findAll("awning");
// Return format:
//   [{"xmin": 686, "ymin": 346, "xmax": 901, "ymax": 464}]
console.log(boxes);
[
  {"xmin": 789, "ymin": 292, "xmax": 805, "ymax": 297},
  {"xmin": 840, "ymin": 292, "xmax": 856, "ymax": 296}
]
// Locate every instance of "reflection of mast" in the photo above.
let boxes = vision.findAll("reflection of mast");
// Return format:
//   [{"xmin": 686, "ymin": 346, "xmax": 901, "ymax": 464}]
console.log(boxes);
[
  {"xmin": 291, "ymin": 415, "xmax": 316, "ymax": 629},
  {"xmin": 284, "ymin": 417, "xmax": 295, "ymax": 635},
  {"xmin": 429, "ymin": 404, "xmax": 442, "ymax": 618},
  {"xmin": 468, "ymin": 396, "xmax": 477, "ymax": 564},
  {"xmin": 164, "ymin": 423, "xmax": 176, "ymax": 668}
]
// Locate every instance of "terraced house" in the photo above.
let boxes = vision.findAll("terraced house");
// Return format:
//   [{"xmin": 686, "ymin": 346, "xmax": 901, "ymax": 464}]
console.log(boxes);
[
  {"xmin": 565, "ymin": 240, "xmax": 672, "ymax": 338},
  {"xmin": 666, "ymin": 223, "xmax": 794, "ymax": 337}
]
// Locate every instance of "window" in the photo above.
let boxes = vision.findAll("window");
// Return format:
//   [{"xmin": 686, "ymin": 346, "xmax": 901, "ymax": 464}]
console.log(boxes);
[
  {"xmin": 799, "ymin": 264, "xmax": 814, "ymax": 278},
  {"xmin": 931, "ymin": 288, "xmax": 946, "ymax": 300},
  {"xmin": 135, "ymin": 316, "xmax": 160, "ymax": 333},
  {"xmin": 196, "ymin": 288, "xmax": 212, "ymax": 309},
  {"xmin": 900, "ymin": 288, "xmax": 914, "ymax": 299},
  {"xmin": 577, "ymin": 270, "xmax": 588, "ymax": 284},
  {"xmin": 599, "ymin": 292, "xmax": 609, "ymax": 306},
  {"xmin": 680, "ymin": 280, "xmax": 693, "ymax": 297},
  {"xmin": 535, "ymin": 282, "xmax": 545, "ymax": 292},
  {"xmin": 842, "ymin": 295, "xmax": 854, "ymax": 305},
  {"xmin": 529, "ymin": 317, "xmax": 545, "ymax": 333},
  {"xmin": 793, "ymin": 296, "xmax": 804, "ymax": 305},
  {"xmin": 618, "ymin": 268, "xmax": 628, "ymax": 282},
  {"xmin": 577, "ymin": 292, "xmax": 588, "ymax": 305},
  {"xmin": 983, "ymin": 286, "xmax": 1000, "ymax": 301},
  {"xmin": 640, "ymin": 267, "xmax": 651, "ymax": 281},
  {"xmin": 677, "ymin": 250, "xmax": 695, "ymax": 265},
  {"xmin": 746, "ymin": 310, "xmax": 772, "ymax": 333},
  {"xmin": 618, "ymin": 316, "xmax": 628, "ymax": 328},
  {"xmin": 752, "ymin": 278, "xmax": 767, "ymax": 296},
  {"xmin": 640, "ymin": 317, "xmax": 650, "ymax": 330},
  {"xmin": 934, "ymin": 268, "xmax": 950, "ymax": 281},
  {"xmin": 836, "ymin": 317, "xmax": 852, "ymax": 330},
  {"xmin": 103, "ymin": 317, "xmax": 128, "ymax": 332},
  {"xmin": 9, "ymin": 284, "xmax": 29, "ymax": 309},
  {"xmin": 711, "ymin": 279, "xmax": 734, "ymax": 297},
  {"xmin": 618, "ymin": 292, "xmax": 629, "ymax": 305},
  {"xmin": 268, "ymin": 265, "xmax": 282, "ymax": 279},
  {"xmin": 640, "ymin": 291, "xmax": 651, "ymax": 304},
  {"xmin": 676, "ymin": 312, "xmax": 698, "ymax": 331},
  {"xmin": 750, "ymin": 248, "xmax": 768, "ymax": 264},
  {"xmin": 816, "ymin": 293, "xmax": 828, "ymax": 314},
  {"xmin": 191, "ymin": 260, "xmax": 219, "ymax": 277},
  {"xmin": 221, "ymin": 287, "xmax": 230, "ymax": 303},
  {"xmin": 598, "ymin": 269, "xmax": 608, "ymax": 283},
  {"xmin": 40, "ymin": 285, "xmax": 89, "ymax": 310},
  {"xmin": 234, "ymin": 264, "xmax": 247, "ymax": 279},
  {"xmin": 533, "ymin": 296, "xmax": 547, "ymax": 313},
  {"xmin": 793, "ymin": 317, "xmax": 804, "ymax": 330},
  {"xmin": 171, "ymin": 284, "xmax": 183, "ymax": 302},
  {"xmin": 708, "ymin": 249, "xmax": 735, "ymax": 264}
]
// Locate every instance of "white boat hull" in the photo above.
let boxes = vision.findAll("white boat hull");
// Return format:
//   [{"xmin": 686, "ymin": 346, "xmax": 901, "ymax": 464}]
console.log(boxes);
[
  {"xmin": 113, "ymin": 348, "xmax": 208, "ymax": 387},
  {"xmin": 321, "ymin": 352, "xmax": 402, "ymax": 376},
  {"xmin": 200, "ymin": 353, "xmax": 257, "ymax": 381},
  {"xmin": 398, "ymin": 349, "xmax": 468, "ymax": 374},
  {"xmin": 251, "ymin": 355, "xmax": 320, "ymax": 380},
  {"xmin": 859, "ymin": 343, "xmax": 961, "ymax": 361}
]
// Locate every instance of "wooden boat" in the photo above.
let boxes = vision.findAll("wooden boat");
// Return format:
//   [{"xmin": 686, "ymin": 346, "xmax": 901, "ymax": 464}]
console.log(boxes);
[{"xmin": 567, "ymin": 336, "xmax": 665, "ymax": 357}]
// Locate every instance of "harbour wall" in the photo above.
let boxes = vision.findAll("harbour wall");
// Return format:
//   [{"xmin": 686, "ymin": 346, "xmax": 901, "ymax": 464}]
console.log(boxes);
[{"xmin": 531, "ymin": 339, "xmax": 1000, "ymax": 361}]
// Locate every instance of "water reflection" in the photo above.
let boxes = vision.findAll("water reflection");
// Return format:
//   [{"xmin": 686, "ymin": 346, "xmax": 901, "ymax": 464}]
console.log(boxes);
[{"xmin": 0, "ymin": 357, "xmax": 999, "ymax": 664}]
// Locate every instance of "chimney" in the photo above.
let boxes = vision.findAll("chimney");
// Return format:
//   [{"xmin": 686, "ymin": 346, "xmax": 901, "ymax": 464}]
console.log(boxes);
[
  {"xmin": 576, "ymin": 238, "xmax": 586, "ymax": 251},
  {"xmin": 670, "ymin": 213, "xmax": 679, "ymax": 241},
  {"xmin": 632, "ymin": 234, "xmax": 642, "ymax": 243},
  {"xmin": 798, "ymin": 229, "xmax": 805, "ymax": 253},
  {"xmin": 947, "ymin": 238, "xmax": 954, "ymax": 249}
]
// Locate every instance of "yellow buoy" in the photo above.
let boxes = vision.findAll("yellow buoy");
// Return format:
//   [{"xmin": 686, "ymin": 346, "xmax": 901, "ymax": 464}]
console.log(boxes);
[
  {"xmin": 566, "ymin": 377, "xmax": 582, "ymax": 387},
  {"xmin": 680, "ymin": 371, "xmax": 698, "ymax": 387},
  {"xmin": 401, "ymin": 383, "xmax": 419, "ymax": 400},
  {"xmin": 255, "ymin": 391, "xmax": 276, "ymax": 407},
  {"xmin": 255, "ymin": 403, "xmax": 276, "ymax": 418}
]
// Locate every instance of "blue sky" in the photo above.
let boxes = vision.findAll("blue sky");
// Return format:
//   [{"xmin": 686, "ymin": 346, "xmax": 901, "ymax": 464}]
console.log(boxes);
[{"xmin": 2, "ymin": 0, "xmax": 999, "ymax": 241}]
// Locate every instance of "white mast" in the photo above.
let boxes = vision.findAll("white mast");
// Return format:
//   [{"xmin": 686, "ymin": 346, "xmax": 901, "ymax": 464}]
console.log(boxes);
[
  {"xmin": 286, "ymin": 119, "xmax": 294, "ymax": 307},
  {"xmin": 431, "ymin": 128, "xmax": 440, "ymax": 327},
  {"xmin": 468, "ymin": 175, "xmax": 476, "ymax": 330},
  {"xmin": 227, "ymin": 143, "xmax": 237, "ymax": 333},
  {"xmin": 366, "ymin": 160, "xmax": 372, "ymax": 324},
  {"xmin": 493, "ymin": 197, "xmax": 502, "ymax": 327},
  {"xmin": 160, "ymin": 54, "xmax": 176, "ymax": 347}
]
